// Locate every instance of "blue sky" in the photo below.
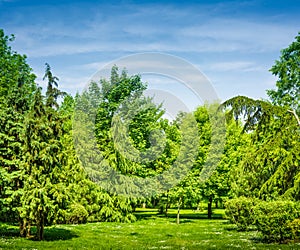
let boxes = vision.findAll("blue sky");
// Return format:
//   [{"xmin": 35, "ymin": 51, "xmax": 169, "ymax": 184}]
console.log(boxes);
[{"xmin": 1, "ymin": 0, "xmax": 300, "ymax": 110}]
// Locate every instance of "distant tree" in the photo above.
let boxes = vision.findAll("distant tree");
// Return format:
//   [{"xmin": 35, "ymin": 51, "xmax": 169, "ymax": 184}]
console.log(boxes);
[
  {"xmin": 43, "ymin": 63, "xmax": 66, "ymax": 109},
  {"xmin": 164, "ymin": 104, "xmax": 239, "ymax": 221}
]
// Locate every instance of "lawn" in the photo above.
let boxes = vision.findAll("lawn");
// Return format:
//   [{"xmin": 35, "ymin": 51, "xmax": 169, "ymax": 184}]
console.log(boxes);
[{"xmin": 1, "ymin": 209, "xmax": 300, "ymax": 249}]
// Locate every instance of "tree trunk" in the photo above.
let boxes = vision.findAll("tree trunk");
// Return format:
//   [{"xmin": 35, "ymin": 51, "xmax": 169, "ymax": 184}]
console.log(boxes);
[
  {"xmin": 215, "ymin": 200, "xmax": 218, "ymax": 209},
  {"xmin": 19, "ymin": 218, "xmax": 26, "ymax": 237},
  {"xmin": 208, "ymin": 196, "xmax": 213, "ymax": 219},
  {"xmin": 177, "ymin": 197, "xmax": 182, "ymax": 224},
  {"xmin": 36, "ymin": 221, "xmax": 41, "ymax": 241},
  {"xmin": 220, "ymin": 200, "xmax": 223, "ymax": 209},
  {"xmin": 165, "ymin": 190, "xmax": 169, "ymax": 217},
  {"xmin": 26, "ymin": 221, "xmax": 31, "ymax": 238},
  {"xmin": 40, "ymin": 218, "xmax": 44, "ymax": 241},
  {"xmin": 36, "ymin": 212, "xmax": 44, "ymax": 241}
]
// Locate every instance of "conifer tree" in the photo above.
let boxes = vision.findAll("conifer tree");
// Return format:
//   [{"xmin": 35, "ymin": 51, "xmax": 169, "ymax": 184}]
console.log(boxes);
[
  {"xmin": 18, "ymin": 65, "xmax": 66, "ymax": 240},
  {"xmin": 0, "ymin": 29, "xmax": 36, "ymax": 229}
]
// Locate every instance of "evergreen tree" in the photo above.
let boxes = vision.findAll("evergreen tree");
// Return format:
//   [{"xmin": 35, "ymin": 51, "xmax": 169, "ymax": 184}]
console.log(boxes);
[
  {"xmin": 0, "ymin": 29, "xmax": 36, "ymax": 227},
  {"xmin": 222, "ymin": 95, "xmax": 299, "ymax": 200},
  {"xmin": 18, "ymin": 64, "xmax": 66, "ymax": 240}
]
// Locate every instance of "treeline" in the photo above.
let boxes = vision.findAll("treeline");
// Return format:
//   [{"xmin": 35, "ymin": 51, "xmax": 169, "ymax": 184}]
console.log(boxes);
[{"xmin": 0, "ymin": 28, "xmax": 299, "ymax": 243}]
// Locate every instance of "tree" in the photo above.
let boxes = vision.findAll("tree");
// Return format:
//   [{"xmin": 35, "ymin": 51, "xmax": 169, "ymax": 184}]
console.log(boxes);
[
  {"xmin": 43, "ymin": 63, "xmax": 66, "ymax": 109},
  {"xmin": 162, "ymin": 104, "xmax": 232, "ymax": 220},
  {"xmin": 0, "ymin": 31, "xmax": 138, "ymax": 240},
  {"xmin": 0, "ymin": 29, "xmax": 36, "ymax": 97},
  {"xmin": 222, "ymin": 32, "xmax": 300, "ymax": 198},
  {"xmin": 75, "ymin": 66, "xmax": 181, "ymax": 197},
  {"xmin": 18, "ymin": 63, "xmax": 66, "ymax": 240},
  {"xmin": 59, "ymin": 94, "xmax": 136, "ymax": 224},
  {"xmin": 222, "ymin": 95, "xmax": 299, "ymax": 200},
  {"xmin": 267, "ymin": 32, "xmax": 300, "ymax": 113},
  {"xmin": 0, "ymin": 29, "xmax": 36, "ymax": 230}
]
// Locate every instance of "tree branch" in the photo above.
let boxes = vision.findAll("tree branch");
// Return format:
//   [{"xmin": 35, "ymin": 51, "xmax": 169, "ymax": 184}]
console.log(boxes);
[{"xmin": 288, "ymin": 109, "xmax": 300, "ymax": 127}]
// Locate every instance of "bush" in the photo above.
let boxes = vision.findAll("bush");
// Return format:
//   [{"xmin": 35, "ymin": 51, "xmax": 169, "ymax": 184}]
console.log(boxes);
[
  {"xmin": 288, "ymin": 219, "xmax": 300, "ymax": 240},
  {"xmin": 225, "ymin": 197, "xmax": 258, "ymax": 231},
  {"xmin": 253, "ymin": 200, "xmax": 300, "ymax": 242},
  {"xmin": 67, "ymin": 203, "xmax": 89, "ymax": 224}
]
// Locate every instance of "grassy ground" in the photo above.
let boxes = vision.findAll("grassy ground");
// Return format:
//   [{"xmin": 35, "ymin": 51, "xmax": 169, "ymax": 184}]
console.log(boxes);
[{"xmin": 1, "ymin": 209, "xmax": 300, "ymax": 249}]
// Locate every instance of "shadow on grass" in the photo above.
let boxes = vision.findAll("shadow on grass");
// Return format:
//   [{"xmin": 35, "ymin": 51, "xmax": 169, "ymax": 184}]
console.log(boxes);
[
  {"xmin": 0, "ymin": 224, "xmax": 78, "ymax": 241},
  {"xmin": 134, "ymin": 210, "xmax": 224, "ymax": 221},
  {"xmin": 223, "ymin": 223, "xmax": 258, "ymax": 232},
  {"xmin": 163, "ymin": 213, "xmax": 224, "ymax": 220},
  {"xmin": 134, "ymin": 212, "xmax": 158, "ymax": 220},
  {"xmin": 42, "ymin": 227, "xmax": 79, "ymax": 241}
]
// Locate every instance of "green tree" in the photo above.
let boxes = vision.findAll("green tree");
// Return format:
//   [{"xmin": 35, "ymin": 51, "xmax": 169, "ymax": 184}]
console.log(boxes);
[
  {"xmin": 18, "ymin": 65, "xmax": 66, "ymax": 240},
  {"xmin": 0, "ymin": 29, "xmax": 36, "ymax": 228},
  {"xmin": 43, "ymin": 63, "xmax": 66, "ymax": 109},
  {"xmin": 60, "ymin": 94, "xmax": 135, "ymax": 224},
  {"xmin": 222, "ymin": 96, "xmax": 299, "ymax": 200},
  {"xmin": 163, "ymin": 104, "xmax": 230, "ymax": 220},
  {"xmin": 84, "ymin": 66, "xmax": 181, "ymax": 197},
  {"xmin": 267, "ymin": 32, "xmax": 300, "ymax": 113}
]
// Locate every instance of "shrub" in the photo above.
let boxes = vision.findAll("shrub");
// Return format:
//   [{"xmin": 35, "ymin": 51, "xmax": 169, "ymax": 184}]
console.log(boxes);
[
  {"xmin": 288, "ymin": 219, "xmax": 300, "ymax": 240},
  {"xmin": 225, "ymin": 197, "xmax": 258, "ymax": 231},
  {"xmin": 67, "ymin": 203, "xmax": 89, "ymax": 224},
  {"xmin": 253, "ymin": 200, "xmax": 300, "ymax": 242}
]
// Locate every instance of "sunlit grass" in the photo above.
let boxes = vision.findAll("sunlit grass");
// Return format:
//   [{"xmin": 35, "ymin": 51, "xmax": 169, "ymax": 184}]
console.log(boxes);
[{"xmin": 0, "ymin": 209, "xmax": 299, "ymax": 249}]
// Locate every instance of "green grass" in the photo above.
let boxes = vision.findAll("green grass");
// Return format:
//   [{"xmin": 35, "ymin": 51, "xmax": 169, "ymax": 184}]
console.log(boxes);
[{"xmin": 1, "ymin": 209, "xmax": 300, "ymax": 249}]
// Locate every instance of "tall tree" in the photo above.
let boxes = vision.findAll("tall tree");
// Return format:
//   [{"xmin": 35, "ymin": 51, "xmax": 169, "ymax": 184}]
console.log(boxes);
[
  {"xmin": 222, "ymin": 32, "xmax": 300, "ymax": 198},
  {"xmin": 75, "ymin": 66, "xmax": 181, "ymax": 197},
  {"xmin": 18, "ymin": 65, "xmax": 66, "ymax": 240},
  {"xmin": 0, "ymin": 29, "xmax": 36, "ymax": 227},
  {"xmin": 60, "ymin": 94, "xmax": 136, "ymax": 224}
]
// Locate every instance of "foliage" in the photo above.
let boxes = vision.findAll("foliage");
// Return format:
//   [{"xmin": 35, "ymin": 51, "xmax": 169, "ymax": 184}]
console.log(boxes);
[
  {"xmin": 288, "ymin": 218, "xmax": 300, "ymax": 240},
  {"xmin": 225, "ymin": 197, "xmax": 258, "ymax": 231},
  {"xmin": 94, "ymin": 66, "xmax": 179, "ymax": 179},
  {"xmin": 253, "ymin": 200, "xmax": 300, "ymax": 242},
  {"xmin": 220, "ymin": 33, "xmax": 300, "ymax": 244},
  {"xmin": 0, "ymin": 30, "xmax": 137, "ymax": 240},
  {"xmin": 223, "ymin": 95, "xmax": 300, "ymax": 200},
  {"xmin": 0, "ymin": 29, "xmax": 36, "ymax": 97},
  {"xmin": 1, "ymin": 27, "xmax": 300, "ymax": 245},
  {"xmin": 0, "ymin": 29, "xmax": 36, "ymax": 226},
  {"xmin": 18, "ymin": 65, "xmax": 67, "ymax": 240},
  {"xmin": 267, "ymin": 32, "xmax": 300, "ymax": 112},
  {"xmin": 66, "ymin": 203, "xmax": 88, "ymax": 224}
]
